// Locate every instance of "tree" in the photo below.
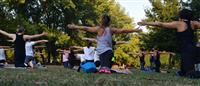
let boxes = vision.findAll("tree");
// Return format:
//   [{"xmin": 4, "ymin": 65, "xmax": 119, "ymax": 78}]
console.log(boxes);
[
  {"xmin": 186, "ymin": 0, "xmax": 200, "ymax": 41},
  {"xmin": 142, "ymin": 0, "xmax": 180, "ymax": 52},
  {"xmin": 0, "ymin": 0, "xmax": 138, "ymax": 65}
]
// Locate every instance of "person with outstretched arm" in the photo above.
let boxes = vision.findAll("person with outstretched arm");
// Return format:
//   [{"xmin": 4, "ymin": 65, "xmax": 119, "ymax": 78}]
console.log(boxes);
[
  {"xmin": 25, "ymin": 39, "xmax": 48, "ymax": 68},
  {"xmin": 0, "ymin": 46, "xmax": 10, "ymax": 67},
  {"xmin": 138, "ymin": 9, "xmax": 200, "ymax": 77},
  {"xmin": 67, "ymin": 14, "xmax": 141, "ymax": 74},
  {"xmin": 0, "ymin": 25, "xmax": 48, "ymax": 67}
]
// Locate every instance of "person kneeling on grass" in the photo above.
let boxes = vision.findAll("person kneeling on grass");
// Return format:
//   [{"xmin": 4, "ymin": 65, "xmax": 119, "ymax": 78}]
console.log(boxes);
[
  {"xmin": 24, "ymin": 39, "xmax": 48, "ymax": 68},
  {"xmin": 67, "ymin": 14, "xmax": 142, "ymax": 74},
  {"xmin": 138, "ymin": 9, "xmax": 200, "ymax": 78},
  {"xmin": 57, "ymin": 48, "xmax": 71, "ymax": 68},
  {"xmin": 0, "ymin": 46, "xmax": 10, "ymax": 68},
  {"xmin": 58, "ymin": 47, "xmax": 81, "ymax": 69},
  {"xmin": 0, "ymin": 25, "xmax": 48, "ymax": 67},
  {"xmin": 73, "ymin": 40, "xmax": 99, "ymax": 73}
]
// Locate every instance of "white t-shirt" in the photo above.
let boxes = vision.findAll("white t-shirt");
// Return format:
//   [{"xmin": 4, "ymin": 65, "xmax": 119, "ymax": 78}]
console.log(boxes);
[
  {"xmin": 83, "ymin": 47, "xmax": 95, "ymax": 60},
  {"xmin": 0, "ymin": 48, "xmax": 6, "ymax": 60},
  {"xmin": 63, "ymin": 50, "xmax": 70, "ymax": 62},
  {"xmin": 25, "ymin": 41, "xmax": 36, "ymax": 56}
]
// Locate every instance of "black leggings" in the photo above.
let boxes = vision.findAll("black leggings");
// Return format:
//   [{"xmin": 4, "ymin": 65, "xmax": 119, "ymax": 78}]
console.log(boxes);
[
  {"xmin": 99, "ymin": 50, "xmax": 113, "ymax": 68},
  {"xmin": 180, "ymin": 45, "xmax": 200, "ymax": 74},
  {"xmin": 155, "ymin": 59, "xmax": 161, "ymax": 72}
]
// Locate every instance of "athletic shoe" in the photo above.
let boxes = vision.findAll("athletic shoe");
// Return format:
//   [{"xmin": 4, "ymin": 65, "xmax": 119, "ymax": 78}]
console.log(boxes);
[
  {"xmin": 99, "ymin": 67, "xmax": 111, "ymax": 74},
  {"xmin": 0, "ymin": 64, "xmax": 4, "ymax": 68},
  {"xmin": 24, "ymin": 63, "xmax": 28, "ymax": 67},
  {"xmin": 176, "ymin": 71, "xmax": 185, "ymax": 77}
]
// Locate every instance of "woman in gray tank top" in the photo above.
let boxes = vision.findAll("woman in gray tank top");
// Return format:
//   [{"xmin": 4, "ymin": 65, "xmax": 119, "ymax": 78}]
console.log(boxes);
[{"xmin": 68, "ymin": 14, "xmax": 141, "ymax": 74}]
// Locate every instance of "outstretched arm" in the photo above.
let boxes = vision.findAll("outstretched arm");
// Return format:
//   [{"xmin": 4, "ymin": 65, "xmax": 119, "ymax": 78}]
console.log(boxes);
[
  {"xmin": 67, "ymin": 24, "xmax": 99, "ymax": 33},
  {"xmin": 7, "ymin": 40, "xmax": 14, "ymax": 42},
  {"xmin": 192, "ymin": 21, "xmax": 200, "ymax": 29},
  {"xmin": 138, "ymin": 20, "xmax": 178, "ymax": 29},
  {"xmin": 0, "ymin": 30, "xmax": 15, "ymax": 39},
  {"xmin": 72, "ymin": 46, "xmax": 83, "ymax": 50},
  {"xmin": 111, "ymin": 27, "xmax": 142, "ymax": 34},
  {"xmin": 0, "ymin": 46, "xmax": 10, "ymax": 49},
  {"xmin": 82, "ymin": 38, "xmax": 97, "ymax": 43},
  {"xmin": 115, "ymin": 41, "xmax": 129, "ymax": 45},
  {"xmin": 24, "ymin": 32, "xmax": 48, "ymax": 40},
  {"xmin": 56, "ymin": 49, "xmax": 64, "ymax": 53},
  {"xmin": 34, "ymin": 40, "xmax": 48, "ymax": 44}
]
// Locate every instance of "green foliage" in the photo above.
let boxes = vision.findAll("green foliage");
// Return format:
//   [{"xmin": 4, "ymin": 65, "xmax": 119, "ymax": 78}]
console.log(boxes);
[
  {"xmin": 5, "ymin": 49, "xmax": 14, "ymax": 63},
  {"xmin": 142, "ymin": 0, "xmax": 180, "ymax": 52},
  {"xmin": 186, "ymin": 0, "xmax": 200, "ymax": 41},
  {"xmin": 0, "ymin": 0, "xmax": 136, "ymax": 64},
  {"xmin": 114, "ymin": 35, "xmax": 141, "ymax": 66},
  {"xmin": 1, "ymin": 66, "xmax": 200, "ymax": 86}
]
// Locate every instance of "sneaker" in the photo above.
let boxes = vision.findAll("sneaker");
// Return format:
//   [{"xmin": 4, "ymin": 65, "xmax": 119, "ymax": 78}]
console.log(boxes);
[
  {"xmin": 176, "ymin": 71, "xmax": 186, "ymax": 77},
  {"xmin": 24, "ymin": 63, "xmax": 28, "ymax": 67},
  {"xmin": 0, "ymin": 64, "xmax": 4, "ymax": 68},
  {"xmin": 99, "ymin": 68, "xmax": 105, "ymax": 73},
  {"xmin": 99, "ymin": 67, "xmax": 111, "ymax": 74}
]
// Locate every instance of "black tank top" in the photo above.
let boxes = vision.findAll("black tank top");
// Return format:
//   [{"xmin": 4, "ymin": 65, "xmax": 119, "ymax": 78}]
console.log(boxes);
[
  {"xmin": 14, "ymin": 34, "xmax": 25, "ymax": 56},
  {"xmin": 176, "ymin": 21, "xmax": 196, "ymax": 51}
]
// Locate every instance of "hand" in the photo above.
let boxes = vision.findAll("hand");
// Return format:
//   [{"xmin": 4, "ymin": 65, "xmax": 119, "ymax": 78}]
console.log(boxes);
[
  {"xmin": 56, "ymin": 49, "xmax": 60, "ymax": 51},
  {"xmin": 43, "ymin": 40, "xmax": 48, "ymax": 42},
  {"xmin": 135, "ymin": 27, "xmax": 142, "ymax": 32},
  {"xmin": 67, "ymin": 24, "xmax": 79, "ymax": 29},
  {"xmin": 42, "ymin": 32, "xmax": 48, "ymax": 36},
  {"xmin": 137, "ymin": 20, "xmax": 147, "ymax": 26}
]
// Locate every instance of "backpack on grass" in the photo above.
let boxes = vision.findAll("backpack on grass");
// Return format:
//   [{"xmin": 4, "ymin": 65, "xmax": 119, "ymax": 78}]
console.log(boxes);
[{"xmin": 80, "ymin": 62, "xmax": 97, "ymax": 73}]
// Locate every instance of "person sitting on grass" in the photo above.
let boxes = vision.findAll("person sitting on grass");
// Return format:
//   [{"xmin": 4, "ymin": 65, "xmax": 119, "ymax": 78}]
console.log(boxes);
[
  {"xmin": 82, "ymin": 37, "xmax": 129, "ymax": 68},
  {"xmin": 73, "ymin": 40, "xmax": 99, "ymax": 73},
  {"xmin": 57, "ymin": 46, "xmax": 82, "ymax": 69},
  {"xmin": 57, "ymin": 47, "xmax": 71, "ymax": 68}
]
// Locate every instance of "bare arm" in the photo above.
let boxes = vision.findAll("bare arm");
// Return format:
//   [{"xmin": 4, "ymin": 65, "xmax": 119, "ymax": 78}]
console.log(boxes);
[
  {"xmin": 115, "ymin": 41, "xmax": 129, "ymax": 45},
  {"xmin": 111, "ymin": 28, "xmax": 142, "ymax": 34},
  {"xmin": 192, "ymin": 21, "xmax": 200, "ymax": 29},
  {"xmin": 7, "ymin": 40, "xmax": 14, "ymax": 42},
  {"xmin": 72, "ymin": 46, "xmax": 83, "ymax": 50},
  {"xmin": 73, "ymin": 49, "xmax": 83, "ymax": 53},
  {"xmin": 0, "ymin": 30, "xmax": 15, "ymax": 39},
  {"xmin": 56, "ymin": 49, "xmax": 64, "ymax": 53},
  {"xmin": 0, "ymin": 46, "xmax": 10, "ymax": 49},
  {"xmin": 33, "ymin": 40, "xmax": 48, "ymax": 44},
  {"xmin": 24, "ymin": 32, "xmax": 48, "ymax": 40},
  {"xmin": 67, "ymin": 24, "xmax": 99, "ymax": 33},
  {"xmin": 82, "ymin": 38, "xmax": 97, "ymax": 43},
  {"xmin": 138, "ymin": 20, "xmax": 179, "ymax": 29}
]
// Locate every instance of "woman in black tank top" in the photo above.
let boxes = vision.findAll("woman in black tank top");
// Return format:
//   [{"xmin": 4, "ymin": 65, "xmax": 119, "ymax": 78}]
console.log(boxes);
[
  {"xmin": 14, "ymin": 33, "xmax": 26, "ymax": 67},
  {"xmin": 138, "ymin": 9, "xmax": 200, "ymax": 77},
  {"xmin": 0, "ymin": 25, "xmax": 48, "ymax": 67}
]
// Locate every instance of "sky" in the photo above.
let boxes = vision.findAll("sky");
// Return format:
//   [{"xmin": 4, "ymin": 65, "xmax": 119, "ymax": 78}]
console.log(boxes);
[{"xmin": 116, "ymin": 0, "xmax": 152, "ymax": 32}]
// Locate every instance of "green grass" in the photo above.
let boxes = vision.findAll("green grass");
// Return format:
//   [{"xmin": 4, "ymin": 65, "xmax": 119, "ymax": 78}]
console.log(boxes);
[{"xmin": 0, "ymin": 66, "xmax": 200, "ymax": 86}]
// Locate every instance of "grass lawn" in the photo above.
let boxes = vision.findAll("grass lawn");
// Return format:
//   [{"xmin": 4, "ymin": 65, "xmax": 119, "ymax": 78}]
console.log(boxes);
[{"xmin": 0, "ymin": 65, "xmax": 200, "ymax": 86}]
